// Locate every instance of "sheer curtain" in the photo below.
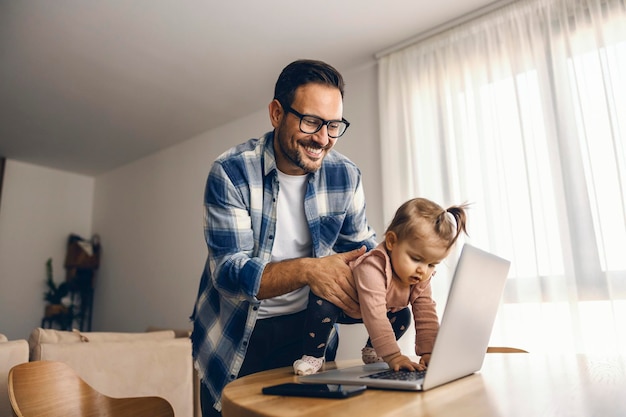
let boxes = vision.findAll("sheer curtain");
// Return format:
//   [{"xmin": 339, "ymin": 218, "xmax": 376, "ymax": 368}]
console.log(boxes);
[{"xmin": 378, "ymin": 0, "xmax": 626, "ymax": 353}]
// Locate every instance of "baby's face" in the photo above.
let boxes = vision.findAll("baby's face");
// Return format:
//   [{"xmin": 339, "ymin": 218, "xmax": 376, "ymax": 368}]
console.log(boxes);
[{"xmin": 385, "ymin": 233, "xmax": 449, "ymax": 286}]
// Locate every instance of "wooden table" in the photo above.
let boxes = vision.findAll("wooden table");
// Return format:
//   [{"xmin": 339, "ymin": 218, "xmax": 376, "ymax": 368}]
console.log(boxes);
[{"xmin": 222, "ymin": 354, "xmax": 626, "ymax": 417}]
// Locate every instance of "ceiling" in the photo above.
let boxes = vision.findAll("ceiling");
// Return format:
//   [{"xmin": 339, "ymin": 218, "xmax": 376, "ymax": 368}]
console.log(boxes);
[{"xmin": 0, "ymin": 0, "xmax": 495, "ymax": 176}]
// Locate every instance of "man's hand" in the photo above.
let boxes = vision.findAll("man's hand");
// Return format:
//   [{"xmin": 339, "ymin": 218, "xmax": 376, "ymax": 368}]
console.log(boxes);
[
  {"xmin": 306, "ymin": 246, "xmax": 366, "ymax": 317},
  {"xmin": 258, "ymin": 246, "xmax": 366, "ymax": 315}
]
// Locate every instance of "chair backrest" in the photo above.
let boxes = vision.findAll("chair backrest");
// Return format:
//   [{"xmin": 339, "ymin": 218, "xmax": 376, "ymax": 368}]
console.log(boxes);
[{"xmin": 8, "ymin": 360, "xmax": 174, "ymax": 417}]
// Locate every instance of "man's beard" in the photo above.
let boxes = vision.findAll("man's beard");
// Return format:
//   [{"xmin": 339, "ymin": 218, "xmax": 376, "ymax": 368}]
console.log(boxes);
[{"xmin": 276, "ymin": 129, "xmax": 328, "ymax": 174}]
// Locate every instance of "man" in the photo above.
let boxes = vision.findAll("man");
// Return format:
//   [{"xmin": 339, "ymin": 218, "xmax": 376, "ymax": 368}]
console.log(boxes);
[{"xmin": 190, "ymin": 59, "xmax": 377, "ymax": 416}]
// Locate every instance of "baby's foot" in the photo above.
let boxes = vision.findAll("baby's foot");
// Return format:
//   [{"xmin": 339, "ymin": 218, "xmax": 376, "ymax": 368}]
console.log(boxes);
[
  {"xmin": 293, "ymin": 355, "xmax": 325, "ymax": 375},
  {"xmin": 361, "ymin": 346, "xmax": 384, "ymax": 364}
]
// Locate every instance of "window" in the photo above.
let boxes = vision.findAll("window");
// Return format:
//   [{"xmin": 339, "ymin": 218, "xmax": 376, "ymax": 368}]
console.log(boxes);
[{"xmin": 379, "ymin": 0, "xmax": 626, "ymax": 353}]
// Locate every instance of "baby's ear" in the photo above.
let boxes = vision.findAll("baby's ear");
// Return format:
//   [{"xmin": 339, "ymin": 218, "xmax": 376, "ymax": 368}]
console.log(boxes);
[{"xmin": 384, "ymin": 231, "xmax": 398, "ymax": 251}]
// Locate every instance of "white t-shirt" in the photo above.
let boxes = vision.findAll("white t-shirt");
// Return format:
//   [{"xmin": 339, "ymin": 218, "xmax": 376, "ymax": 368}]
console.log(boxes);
[{"xmin": 257, "ymin": 170, "xmax": 312, "ymax": 319}]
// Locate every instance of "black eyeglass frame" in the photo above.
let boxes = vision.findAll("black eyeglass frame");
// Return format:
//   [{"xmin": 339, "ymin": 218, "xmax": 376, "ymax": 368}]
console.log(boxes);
[{"xmin": 282, "ymin": 104, "xmax": 350, "ymax": 138}]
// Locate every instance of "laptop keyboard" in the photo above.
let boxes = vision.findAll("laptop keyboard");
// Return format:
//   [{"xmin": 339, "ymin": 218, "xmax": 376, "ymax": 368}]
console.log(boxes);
[{"xmin": 362, "ymin": 369, "xmax": 427, "ymax": 381}]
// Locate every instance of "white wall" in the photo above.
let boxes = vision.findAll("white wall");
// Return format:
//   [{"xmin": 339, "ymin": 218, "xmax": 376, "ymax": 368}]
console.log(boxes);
[
  {"xmin": 0, "ymin": 160, "xmax": 94, "ymax": 340},
  {"xmin": 91, "ymin": 108, "xmax": 270, "ymax": 332}
]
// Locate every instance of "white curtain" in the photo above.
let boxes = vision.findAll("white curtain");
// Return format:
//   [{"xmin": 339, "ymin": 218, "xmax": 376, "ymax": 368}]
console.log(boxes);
[{"xmin": 378, "ymin": 0, "xmax": 626, "ymax": 353}]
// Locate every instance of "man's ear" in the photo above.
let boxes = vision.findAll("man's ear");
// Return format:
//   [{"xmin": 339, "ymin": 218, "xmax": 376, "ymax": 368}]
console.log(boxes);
[{"xmin": 269, "ymin": 99, "xmax": 283, "ymax": 128}]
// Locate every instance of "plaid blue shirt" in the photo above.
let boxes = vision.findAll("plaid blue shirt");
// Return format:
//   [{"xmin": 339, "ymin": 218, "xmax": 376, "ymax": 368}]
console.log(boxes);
[{"xmin": 190, "ymin": 131, "xmax": 377, "ymax": 412}]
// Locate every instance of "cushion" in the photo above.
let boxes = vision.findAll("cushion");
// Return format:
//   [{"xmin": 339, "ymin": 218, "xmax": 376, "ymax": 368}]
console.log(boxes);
[
  {"xmin": 146, "ymin": 326, "xmax": 192, "ymax": 338},
  {"xmin": 28, "ymin": 328, "xmax": 175, "ymax": 360},
  {"xmin": 0, "ymin": 338, "xmax": 29, "ymax": 417}
]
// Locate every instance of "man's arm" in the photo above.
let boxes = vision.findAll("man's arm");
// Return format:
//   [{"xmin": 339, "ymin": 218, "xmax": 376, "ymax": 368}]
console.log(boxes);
[{"xmin": 257, "ymin": 246, "xmax": 366, "ymax": 315}]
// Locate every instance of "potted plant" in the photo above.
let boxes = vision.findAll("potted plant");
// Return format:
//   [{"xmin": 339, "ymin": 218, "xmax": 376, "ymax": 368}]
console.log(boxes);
[{"xmin": 43, "ymin": 258, "xmax": 70, "ymax": 318}]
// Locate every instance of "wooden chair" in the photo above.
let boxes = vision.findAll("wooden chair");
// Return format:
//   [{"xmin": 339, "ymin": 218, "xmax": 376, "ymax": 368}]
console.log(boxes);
[{"xmin": 8, "ymin": 360, "xmax": 174, "ymax": 417}]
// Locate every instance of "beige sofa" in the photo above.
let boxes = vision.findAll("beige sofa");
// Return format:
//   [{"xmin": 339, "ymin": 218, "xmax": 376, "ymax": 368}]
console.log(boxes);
[
  {"xmin": 27, "ymin": 327, "xmax": 197, "ymax": 417},
  {"xmin": 0, "ymin": 333, "xmax": 29, "ymax": 417}
]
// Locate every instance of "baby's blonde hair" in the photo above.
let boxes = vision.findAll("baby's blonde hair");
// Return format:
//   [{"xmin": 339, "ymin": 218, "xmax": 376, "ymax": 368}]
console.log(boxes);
[{"xmin": 385, "ymin": 198, "xmax": 469, "ymax": 249}]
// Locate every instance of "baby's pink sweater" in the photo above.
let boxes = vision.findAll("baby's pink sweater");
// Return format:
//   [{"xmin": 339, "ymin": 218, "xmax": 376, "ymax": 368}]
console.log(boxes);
[{"xmin": 350, "ymin": 243, "xmax": 440, "ymax": 359}]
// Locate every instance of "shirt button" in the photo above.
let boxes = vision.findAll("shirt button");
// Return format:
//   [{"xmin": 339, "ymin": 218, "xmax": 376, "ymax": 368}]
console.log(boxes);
[{"xmin": 269, "ymin": 235, "xmax": 274, "ymax": 240}]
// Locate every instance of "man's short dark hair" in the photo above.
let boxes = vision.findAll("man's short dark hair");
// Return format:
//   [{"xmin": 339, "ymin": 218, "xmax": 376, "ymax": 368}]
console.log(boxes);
[{"xmin": 274, "ymin": 59, "xmax": 345, "ymax": 107}]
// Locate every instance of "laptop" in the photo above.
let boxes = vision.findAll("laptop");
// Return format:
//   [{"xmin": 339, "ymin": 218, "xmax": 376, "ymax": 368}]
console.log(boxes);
[{"xmin": 299, "ymin": 243, "xmax": 510, "ymax": 391}]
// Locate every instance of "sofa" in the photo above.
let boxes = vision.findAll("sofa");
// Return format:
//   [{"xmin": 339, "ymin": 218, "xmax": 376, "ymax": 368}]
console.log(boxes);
[
  {"xmin": 0, "ymin": 333, "xmax": 29, "ymax": 417},
  {"xmin": 1, "ymin": 327, "xmax": 200, "ymax": 417}
]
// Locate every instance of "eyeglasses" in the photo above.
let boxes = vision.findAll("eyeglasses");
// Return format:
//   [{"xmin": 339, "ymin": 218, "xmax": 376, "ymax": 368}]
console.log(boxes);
[{"xmin": 283, "ymin": 104, "xmax": 350, "ymax": 138}]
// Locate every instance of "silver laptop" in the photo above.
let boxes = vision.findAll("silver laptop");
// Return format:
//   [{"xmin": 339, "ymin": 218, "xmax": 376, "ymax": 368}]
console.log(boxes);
[{"xmin": 299, "ymin": 243, "xmax": 510, "ymax": 391}]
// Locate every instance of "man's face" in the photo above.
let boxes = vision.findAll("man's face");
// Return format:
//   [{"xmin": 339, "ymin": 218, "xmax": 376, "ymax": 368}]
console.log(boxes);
[{"xmin": 270, "ymin": 83, "xmax": 343, "ymax": 175}]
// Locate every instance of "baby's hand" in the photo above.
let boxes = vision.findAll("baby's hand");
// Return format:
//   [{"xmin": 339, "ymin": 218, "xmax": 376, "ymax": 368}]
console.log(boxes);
[{"xmin": 385, "ymin": 354, "xmax": 423, "ymax": 372}]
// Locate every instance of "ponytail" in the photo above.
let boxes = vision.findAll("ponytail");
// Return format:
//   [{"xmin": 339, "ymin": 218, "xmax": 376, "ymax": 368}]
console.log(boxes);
[{"xmin": 441, "ymin": 204, "xmax": 470, "ymax": 249}]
